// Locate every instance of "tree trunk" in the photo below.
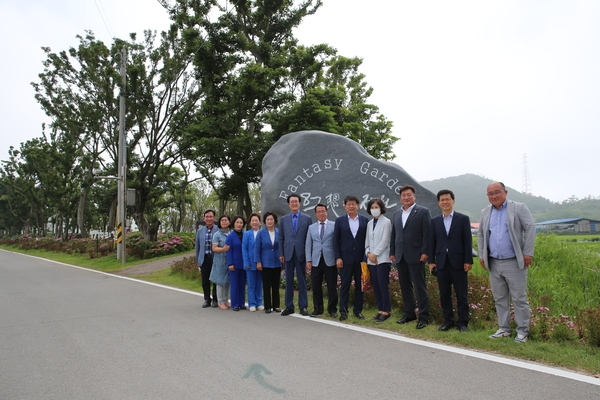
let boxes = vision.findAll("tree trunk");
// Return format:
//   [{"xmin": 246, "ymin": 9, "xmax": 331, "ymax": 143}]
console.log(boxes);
[
  {"xmin": 138, "ymin": 213, "xmax": 160, "ymax": 242},
  {"xmin": 77, "ymin": 187, "xmax": 90, "ymax": 238}
]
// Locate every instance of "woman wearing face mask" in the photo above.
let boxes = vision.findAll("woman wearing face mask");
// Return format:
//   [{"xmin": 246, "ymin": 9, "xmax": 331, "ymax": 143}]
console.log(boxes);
[
  {"xmin": 210, "ymin": 215, "xmax": 232, "ymax": 310},
  {"xmin": 226, "ymin": 215, "xmax": 247, "ymax": 311},
  {"xmin": 364, "ymin": 198, "xmax": 393, "ymax": 323}
]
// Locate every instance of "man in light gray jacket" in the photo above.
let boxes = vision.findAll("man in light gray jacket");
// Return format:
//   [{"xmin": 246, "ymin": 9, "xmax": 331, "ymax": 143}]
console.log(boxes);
[
  {"xmin": 478, "ymin": 182, "xmax": 536, "ymax": 343},
  {"xmin": 305, "ymin": 204, "xmax": 337, "ymax": 318}
]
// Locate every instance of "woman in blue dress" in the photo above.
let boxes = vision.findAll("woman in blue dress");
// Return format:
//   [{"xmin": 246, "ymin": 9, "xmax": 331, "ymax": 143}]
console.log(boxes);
[{"xmin": 210, "ymin": 215, "xmax": 231, "ymax": 310}]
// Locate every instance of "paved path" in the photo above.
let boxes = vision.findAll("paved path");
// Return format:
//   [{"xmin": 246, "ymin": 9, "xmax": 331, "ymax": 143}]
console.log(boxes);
[{"xmin": 2, "ymin": 250, "xmax": 599, "ymax": 399}]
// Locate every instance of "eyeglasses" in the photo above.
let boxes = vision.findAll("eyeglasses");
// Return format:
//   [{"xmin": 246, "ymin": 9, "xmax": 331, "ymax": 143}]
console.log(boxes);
[{"xmin": 486, "ymin": 190, "xmax": 504, "ymax": 197}]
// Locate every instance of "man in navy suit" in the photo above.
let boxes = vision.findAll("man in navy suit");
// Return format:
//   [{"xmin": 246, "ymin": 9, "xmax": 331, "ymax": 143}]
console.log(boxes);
[
  {"xmin": 333, "ymin": 195, "xmax": 369, "ymax": 321},
  {"xmin": 279, "ymin": 194, "xmax": 312, "ymax": 316},
  {"xmin": 428, "ymin": 189, "xmax": 473, "ymax": 332},
  {"xmin": 305, "ymin": 203, "xmax": 337, "ymax": 317},
  {"xmin": 390, "ymin": 185, "xmax": 431, "ymax": 329}
]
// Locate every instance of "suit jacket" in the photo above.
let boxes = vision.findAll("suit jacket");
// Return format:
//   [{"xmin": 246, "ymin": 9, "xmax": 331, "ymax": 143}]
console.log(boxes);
[
  {"xmin": 390, "ymin": 204, "xmax": 431, "ymax": 264},
  {"xmin": 195, "ymin": 224, "xmax": 215, "ymax": 266},
  {"xmin": 242, "ymin": 229, "xmax": 259, "ymax": 270},
  {"xmin": 429, "ymin": 212, "xmax": 473, "ymax": 270},
  {"xmin": 279, "ymin": 212, "xmax": 312, "ymax": 262},
  {"xmin": 255, "ymin": 228, "xmax": 281, "ymax": 268},
  {"xmin": 305, "ymin": 219, "xmax": 336, "ymax": 267},
  {"xmin": 333, "ymin": 214, "xmax": 369, "ymax": 265},
  {"xmin": 226, "ymin": 231, "xmax": 244, "ymax": 270},
  {"xmin": 477, "ymin": 200, "xmax": 535, "ymax": 270},
  {"xmin": 365, "ymin": 215, "xmax": 392, "ymax": 265}
]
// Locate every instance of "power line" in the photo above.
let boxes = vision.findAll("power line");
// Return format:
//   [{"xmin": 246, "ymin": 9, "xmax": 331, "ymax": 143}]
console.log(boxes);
[{"xmin": 93, "ymin": 0, "xmax": 116, "ymax": 39}]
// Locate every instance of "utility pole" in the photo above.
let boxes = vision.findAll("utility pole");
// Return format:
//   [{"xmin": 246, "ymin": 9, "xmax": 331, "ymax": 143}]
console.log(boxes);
[{"xmin": 117, "ymin": 48, "xmax": 128, "ymax": 264}]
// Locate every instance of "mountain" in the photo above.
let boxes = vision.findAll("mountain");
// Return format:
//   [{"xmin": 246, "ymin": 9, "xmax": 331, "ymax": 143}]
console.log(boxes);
[{"xmin": 420, "ymin": 174, "xmax": 562, "ymax": 222}]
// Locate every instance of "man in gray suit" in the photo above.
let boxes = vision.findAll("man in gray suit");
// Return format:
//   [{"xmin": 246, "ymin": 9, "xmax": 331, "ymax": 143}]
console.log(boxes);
[
  {"xmin": 390, "ymin": 185, "xmax": 431, "ymax": 329},
  {"xmin": 279, "ymin": 194, "xmax": 312, "ymax": 316},
  {"xmin": 305, "ymin": 203, "xmax": 338, "ymax": 318},
  {"xmin": 478, "ymin": 182, "xmax": 536, "ymax": 343}
]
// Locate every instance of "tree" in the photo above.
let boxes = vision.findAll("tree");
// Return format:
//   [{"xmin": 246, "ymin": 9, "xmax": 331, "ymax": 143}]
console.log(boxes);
[
  {"xmin": 31, "ymin": 29, "xmax": 205, "ymax": 241},
  {"xmin": 171, "ymin": 0, "xmax": 397, "ymax": 220}
]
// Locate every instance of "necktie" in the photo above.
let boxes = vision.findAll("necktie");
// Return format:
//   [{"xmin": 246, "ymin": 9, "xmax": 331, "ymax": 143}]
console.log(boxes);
[
  {"xmin": 292, "ymin": 214, "xmax": 298, "ymax": 233},
  {"xmin": 319, "ymin": 222, "xmax": 325, "ymax": 239}
]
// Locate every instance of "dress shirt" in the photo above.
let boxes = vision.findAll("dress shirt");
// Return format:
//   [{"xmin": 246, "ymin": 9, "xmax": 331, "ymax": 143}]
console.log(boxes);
[
  {"xmin": 205, "ymin": 227, "xmax": 213, "ymax": 254},
  {"xmin": 401, "ymin": 203, "xmax": 416, "ymax": 227},
  {"xmin": 443, "ymin": 212, "xmax": 453, "ymax": 235},
  {"xmin": 348, "ymin": 214, "xmax": 360, "ymax": 237},
  {"xmin": 489, "ymin": 201, "xmax": 516, "ymax": 259}
]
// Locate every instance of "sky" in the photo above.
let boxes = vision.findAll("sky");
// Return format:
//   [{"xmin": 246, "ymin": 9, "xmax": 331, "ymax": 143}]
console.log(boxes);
[{"xmin": 1, "ymin": 0, "xmax": 599, "ymax": 203}]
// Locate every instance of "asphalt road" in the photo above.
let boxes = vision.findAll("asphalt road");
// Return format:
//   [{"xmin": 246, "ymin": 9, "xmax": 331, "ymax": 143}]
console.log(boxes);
[{"xmin": 1, "ymin": 250, "xmax": 598, "ymax": 399}]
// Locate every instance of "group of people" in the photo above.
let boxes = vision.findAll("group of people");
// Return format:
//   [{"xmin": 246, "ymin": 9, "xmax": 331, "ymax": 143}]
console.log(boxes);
[
  {"xmin": 195, "ymin": 181, "xmax": 536, "ymax": 342},
  {"xmin": 195, "ymin": 210, "xmax": 282, "ymax": 312}
]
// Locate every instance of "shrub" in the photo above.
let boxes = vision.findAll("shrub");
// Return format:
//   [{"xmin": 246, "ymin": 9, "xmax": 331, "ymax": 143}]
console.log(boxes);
[
  {"xmin": 576, "ymin": 306, "xmax": 600, "ymax": 347},
  {"xmin": 170, "ymin": 256, "xmax": 200, "ymax": 280}
]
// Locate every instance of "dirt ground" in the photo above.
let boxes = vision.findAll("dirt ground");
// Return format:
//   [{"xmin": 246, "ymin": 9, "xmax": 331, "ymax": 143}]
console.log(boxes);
[{"xmin": 112, "ymin": 252, "xmax": 195, "ymax": 277}]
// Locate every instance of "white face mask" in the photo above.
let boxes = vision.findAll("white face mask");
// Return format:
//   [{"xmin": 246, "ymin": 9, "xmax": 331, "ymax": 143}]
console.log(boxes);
[{"xmin": 370, "ymin": 208, "xmax": 381, "ymax": 217}]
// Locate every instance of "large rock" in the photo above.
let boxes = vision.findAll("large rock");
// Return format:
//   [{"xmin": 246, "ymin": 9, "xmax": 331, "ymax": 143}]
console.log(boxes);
[{"xmin": 261, "ymin": 130, "xmax": 439, "ymax": 221}]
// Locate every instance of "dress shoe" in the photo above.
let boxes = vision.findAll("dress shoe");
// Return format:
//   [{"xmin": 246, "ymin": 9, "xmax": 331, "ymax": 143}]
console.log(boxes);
[
  {"xmin": 339, "ymin": 313, "xmax": 348, "ymax": 321},
  {"xmin": 376, "ymin": 314, "xmax": 391, "ymax": 323},
  {"xmin": 310, "ymin": 311, "xmax": 323, "ymax": 317},
  {"xmin": 265, "ymin": 309, "xmax": 272, "ymax": 314},
  {"xmin": 396, "ymin": 316, "xmax": 417, "ymax": 325},
  {"xmin": 438, "ymin": 323, "xmax": 454, "ymax": 331},
  {"xmin": 416, "ymin": 320, "xmax": 428, "ymax": 329},
  {"xmin": 211, "ymin": 302, "xmax": 218, "ymax": 308},
  {"xmin": 329, "ymin": 312, "xmax": 338, "ymax": 318},
  {"xmin": 240, "ymin": 306, "xmax": 247, "ymax": 310},
  {"xmin": 458, "ymin": 326, "xmax": 469, "ymax": 332},
  {"xmin": 202, "ymin": 301, "xmax": 211, "ymax": 308},
  {"xmin": 233, "ymin": 307, "xmax": 240, "ymax": 311},
  {"xmin": 354, "ymin": 312, "xmax": 365, "ymax": 319},
  {"xmin": 372, "ymin": 313, "xmax": 382, "ymax": 321},
  {"xmin": 280, "ymin": 308, "xmax": 295, "ymax": 316},
  {"xmin": 273, "ymin": 308, "xmax": 282, "ymax": 313},
  {"xmin": 300, "ymin": 308, "xmax": 309, "ymax": 316}
]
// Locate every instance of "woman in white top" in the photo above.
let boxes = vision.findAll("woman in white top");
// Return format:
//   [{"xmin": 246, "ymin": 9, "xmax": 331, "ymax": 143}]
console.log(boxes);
[{"xmin": 364, "ymin": 198, "xmax": 393, "ymax": 322}]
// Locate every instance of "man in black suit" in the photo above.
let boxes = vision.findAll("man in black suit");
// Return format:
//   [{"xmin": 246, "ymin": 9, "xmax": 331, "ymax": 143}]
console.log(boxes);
[
  {"xmin": 429, "ymin": 189, "xmax": 473, "ymax": 332},
  {"xmin": 333, "ymin": 195, "xmax": 369, "ymax": 321},
  {"xmin": 390, "ymin": 185, "xmax": 431, "ymax": 329}
]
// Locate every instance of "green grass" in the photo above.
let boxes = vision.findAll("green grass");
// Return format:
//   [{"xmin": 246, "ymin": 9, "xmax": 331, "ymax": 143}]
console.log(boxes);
[{"xmin": 130, "ymin": 268, "xmax": 204, "ymax": 292}]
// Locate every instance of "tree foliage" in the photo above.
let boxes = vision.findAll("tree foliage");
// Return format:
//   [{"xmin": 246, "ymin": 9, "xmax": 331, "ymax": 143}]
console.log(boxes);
[
  {"xmin": 171, "ymin": 0, "xmax": 397, "ymax": 219},
  {"xmin": 1, "ymin": 1, "xmax": 398, "ymax": 239}
]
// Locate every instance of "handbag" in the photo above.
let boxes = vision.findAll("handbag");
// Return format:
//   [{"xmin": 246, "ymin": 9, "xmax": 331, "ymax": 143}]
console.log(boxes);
[{"xmin": 360, "ymin": 261, "xmax": 372, "ymax": 291}]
